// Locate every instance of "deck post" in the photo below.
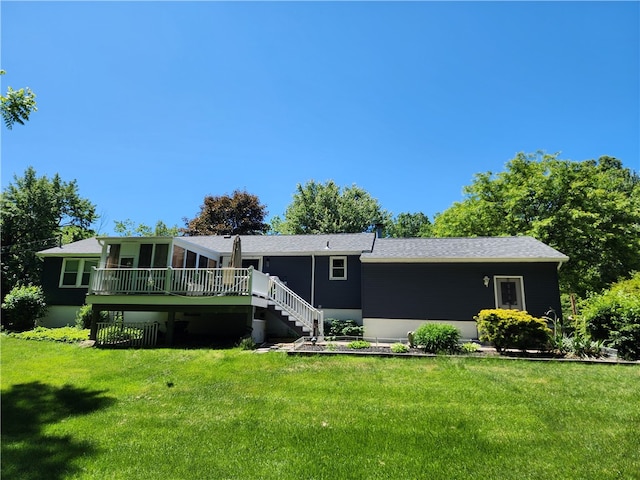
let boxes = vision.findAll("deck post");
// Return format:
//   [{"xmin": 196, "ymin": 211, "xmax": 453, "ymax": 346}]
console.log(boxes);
[
  {"xmin": 166, "ymin": 311, "xmax": 176, "ymax": 346},
  {"xmin": 89, "ymin": 307, "xmax": 100, "ymax": 340}
]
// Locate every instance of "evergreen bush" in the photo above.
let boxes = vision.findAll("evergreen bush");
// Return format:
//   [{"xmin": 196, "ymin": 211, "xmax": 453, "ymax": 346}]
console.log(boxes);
[{"xmin": 475, "ymin": 309, "xmax": 551, "ymax": 352}]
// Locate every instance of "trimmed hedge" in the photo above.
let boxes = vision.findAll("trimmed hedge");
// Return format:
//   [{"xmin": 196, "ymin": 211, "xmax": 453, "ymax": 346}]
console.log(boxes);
[{"xmin": 475, "ymin": 309, "xmax": 551, "ymax": 352}]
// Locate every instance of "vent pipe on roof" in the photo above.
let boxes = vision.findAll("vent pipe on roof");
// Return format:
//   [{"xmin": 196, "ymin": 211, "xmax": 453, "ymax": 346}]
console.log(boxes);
[{"xmin": 374, "ymin": 223, "xmax": 383, "ymax": 239}]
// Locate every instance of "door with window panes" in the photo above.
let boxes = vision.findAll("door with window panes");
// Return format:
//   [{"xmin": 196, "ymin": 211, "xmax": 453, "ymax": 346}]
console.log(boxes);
[{"xmin": 495, "ymin": 277, "xmax": 525, "ymax": 310}]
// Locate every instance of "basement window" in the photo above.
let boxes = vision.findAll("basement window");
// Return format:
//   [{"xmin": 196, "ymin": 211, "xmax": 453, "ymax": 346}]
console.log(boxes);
[{"xmin": 330, "ymin": 256, "xmax": 347, "ymax": 280}]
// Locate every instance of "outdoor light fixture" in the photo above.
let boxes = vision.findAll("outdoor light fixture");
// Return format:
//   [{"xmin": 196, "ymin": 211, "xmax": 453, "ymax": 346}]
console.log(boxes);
[{"xmin": 483, "ymin": 275, "xmax": 491, "ymax": 288}]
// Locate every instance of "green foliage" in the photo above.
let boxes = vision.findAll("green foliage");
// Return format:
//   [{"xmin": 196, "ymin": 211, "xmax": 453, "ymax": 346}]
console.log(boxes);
[
  {"xmin": 323, "ymin": 318, "xmax": 364, "ymax": 339},
  {"xmin": 390, "ymin": 342, "xmax": 410, "ymax": 353},
  {"xmin": 475, "ymin": 309, "xmax": 551, "ymax": 352},
  {"xmin": 1, "ymin": 285, "xmax": 47, "ymax": 332},
  {"xmin": 385, "ymin": 212, "xmax": 432, "ymax": 238},
  {"xmin": 461, "ymin": 342, "xmax": 481, "ymax": 353},
  {"xmin": 271, "ymin": 180, "xmax": 390, "ymax": 234},
  {"xmin": 432, "ymin": 152, "xmax": 640, "ymax": 296},
  {"xmin": 413, "ymin": 323, "xmax": 461, "ymax": 354},
  {"xmin": 183, "ymin": 190, "xmax": 268, "ymax": 236},
  {"xmin": 554, "ymin": 334, "xmax": 605, "ymax": 359},
  {"xmin": 347, "ymin": 340, "xmax": 370, "ymax": 349},
  {"xmin": 75, "ymin": 305, "xmax": 109, "ymax": 329},
  {"xmin": 114, "ymin": 218, "xmax": 180, "ymax": 237},
  {"xmin": 1, "ymin": 167, "xmax": 97, "ymax": 294},
  {"xmin": 97, "ymin": 325, "xmax": 144, "ymax": 344},
  {"xmin": 237, "ymin": 337, "xmax": 257, "ymax": 350},
  {"xmin": 581, "ymin": 273, "xmax": 640, "ymax": 360},
  {"xmin": 1, "ymin": 70, "xmax": 37, "ymax": 129},
  {"xmin": 8, "ymin": 326, "xmax": 89, "ymax": 343}
]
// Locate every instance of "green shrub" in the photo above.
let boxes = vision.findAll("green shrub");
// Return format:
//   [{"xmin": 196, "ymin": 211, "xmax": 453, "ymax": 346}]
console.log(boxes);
[
  {"xmin": 581, "ymin": 273, "xmax": 640, "ymax": 360},
  {"xmin": 556, "ymin": 334, "xmax": 605, "ymax": 358},
  {"xmin": 413, "ymin": 323, "xmax": 461, "ymax": 354},
  {"xmin": 390, "ymin": 343, "xmax": 409, "ymax": 353},
  {"xmin": 238, "ymin": 337, "xmax": 257, "ymax": 350},
  {"xmin": 323, "ymin": 318, "xmax": 364, "ymax": 339},
  {"xmin": 1, "ymin": 285, "xmax": 47, "ymax": 332},
  {"xmin": 475, "ymin": 309, "xmax": 551, "ymax": 353},
  {"xmin": 75, "ymin": 304, "xmax": 109, "ymax": 328},
  {"xmin": 8, "ymin": 326, "xmax": 90, "ymax": 343},
  {"xmin": 325, "ymin": 342, "xmax": 337, "ymax": 351},
  {"xmin": 610, "ymin": 324, "xmax": 640, "ymax": 361},
  {"xmin": 347, "ymin": 340, "xmax": 370, "ymax": 349},
  {"xmin": 97, "ymin": 325, "xmax": 144, "ymax": 344},
  {"xmin": 461, "ymin": 342, "xmax": 480, "ymax": 353}
]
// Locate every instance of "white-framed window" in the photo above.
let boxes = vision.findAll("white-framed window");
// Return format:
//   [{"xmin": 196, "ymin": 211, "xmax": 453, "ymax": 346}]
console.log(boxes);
[
  {"xmin": 59, "ymin": 258, "xmax": 99, "ymax": 288},
  {"xmin": 494, "ymin": 276, "xmax": 526, "ymax": 311},
  {"xmin": 330, "ymin": 256, "xmax": 347, "ymax": 280}
]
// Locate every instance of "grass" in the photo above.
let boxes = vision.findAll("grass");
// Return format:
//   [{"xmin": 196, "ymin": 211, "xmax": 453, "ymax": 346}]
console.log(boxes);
[{"xmin": 2, "ymin": 336, "xmax": 639, "ymax": 479}]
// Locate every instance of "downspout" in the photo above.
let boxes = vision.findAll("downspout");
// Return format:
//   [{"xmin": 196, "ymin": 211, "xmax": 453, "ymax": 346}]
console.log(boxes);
[{"xmin": 311, "ymin": 254, "xmax": 315, "ymax": 306}]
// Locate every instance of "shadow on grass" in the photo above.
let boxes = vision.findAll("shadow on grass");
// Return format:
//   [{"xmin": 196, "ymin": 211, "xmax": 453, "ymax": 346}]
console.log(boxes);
[{"xmin": 1, "ymin": 382, "xmax": 116, "ymax": 480}]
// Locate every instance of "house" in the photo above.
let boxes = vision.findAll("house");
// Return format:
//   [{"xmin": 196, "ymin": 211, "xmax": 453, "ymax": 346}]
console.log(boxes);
[{"xmin": 37, "ymin": 233, "xmax": 568, "ymax": 345}]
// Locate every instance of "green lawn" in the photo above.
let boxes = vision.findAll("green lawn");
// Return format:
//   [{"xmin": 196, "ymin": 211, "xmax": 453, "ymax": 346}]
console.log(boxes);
[{"xmin": 2, "ymin": 337, "xmax": 639, "ymax": 480}]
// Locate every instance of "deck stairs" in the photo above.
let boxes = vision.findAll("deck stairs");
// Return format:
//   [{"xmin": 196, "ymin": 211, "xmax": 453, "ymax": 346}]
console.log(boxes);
[{"xmin": 266, "ymin": 276, "xmax": 323, "ymax": 337}]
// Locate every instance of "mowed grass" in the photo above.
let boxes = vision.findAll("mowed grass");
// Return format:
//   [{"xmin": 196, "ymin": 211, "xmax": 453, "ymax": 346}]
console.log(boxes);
[{"xmin": 2, "ymin": 337, "xmax": 639, "ymax": 480}]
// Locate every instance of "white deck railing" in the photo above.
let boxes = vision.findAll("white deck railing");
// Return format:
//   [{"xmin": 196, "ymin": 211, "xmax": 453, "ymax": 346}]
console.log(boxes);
[
  {"xmin": 90, "ymin": 267, "xmax": 323, "ymax": 336},
  {"xmin": 269, "ymin": 276, "xmax": 324, "ymax": 336}
]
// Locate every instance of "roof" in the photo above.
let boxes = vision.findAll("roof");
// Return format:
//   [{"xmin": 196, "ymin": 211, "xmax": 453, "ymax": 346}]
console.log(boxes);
[
  {"xmin": 36, "ymin": 237, "xmax": 103, "ymax": 257},
  {"xmin": 361, "ymin": 236, "xmax": 569, "ymax": 263},
  {"xmin": 178, "ymin": 233, "xmax": 376, "ymax": 255}
]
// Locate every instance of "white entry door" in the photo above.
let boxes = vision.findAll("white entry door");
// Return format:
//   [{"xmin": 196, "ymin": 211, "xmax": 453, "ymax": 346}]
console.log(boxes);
[{"xmin": 495, "ymin": 277, "xmax": 526, "ymax": 310}]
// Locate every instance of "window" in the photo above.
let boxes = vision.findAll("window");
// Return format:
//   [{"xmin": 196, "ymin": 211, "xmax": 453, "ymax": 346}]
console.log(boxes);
[
  {"xmin": 60, "ymin": 259, "xmax": 99, "ymax": 288},
  {"xmin": 330, "ymin": 256, "xmax": 347, "ymax": 280}
]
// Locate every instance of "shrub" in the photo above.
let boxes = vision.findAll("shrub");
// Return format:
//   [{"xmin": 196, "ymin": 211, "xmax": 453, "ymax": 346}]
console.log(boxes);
[
  {"xmin": 390, "ymin": 343, "xmax": 409, "ymax": 353},
  {"xmin": 581, "ymin": 273, "xmax": 640, "ymax": 360},
  {"xmin": 323, "ymin": 318, "xmax": 364, "ymax": 339},
  {"xmin": 556, "ymin": 334, "xmax": 605, "ymax": 359},
  {"xmin": 9, "ymin": 326, "xmax": 90, "ymax": 343},
  {"xmin": 461, "ymin": 342, "xmax": 480, "ymax": 353},
  {"xmin": 347, "ymin": 340, "xmax": 370, "ymax": 349},
  {"xmin": 97, "ymin": 325, "xmax": 144, "ymax": 344},
  {"xmin": 475, "ymin": 309, "xmax": 551, "ymax": 353},
  {"xmin": 413, "ymin": 323, "xmax": 461, "ymax": 354},
  {"xmin": 1, "ymin": 285, "xmax": 47, "ymax": 332},
  {"xmin": 238, "ymin": 337, "xmax": 257, "ymax": 350},
  {"xmin": 75, "ymin": 305, "xmax": 109, "ymax": 329}
]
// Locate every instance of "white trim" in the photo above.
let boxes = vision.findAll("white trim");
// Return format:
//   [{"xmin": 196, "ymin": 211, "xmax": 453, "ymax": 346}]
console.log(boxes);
[
  {"xmin": 360, "ymin": 256, "xmax": 568, "ymax": 263},
  {"xmin": 59, "ymin": 258, "xmax": 99, "ymax": 288},
  {"xmin": 493, "ymin": 276, "xmax": 526, "ymax": 311},
  {"xmin": 363, "ymin": 318, "xmax": 479, "ymax": 341},
  {"xmin": 329, "ymin": 256, "xmax": 347, "ymax": 280}
]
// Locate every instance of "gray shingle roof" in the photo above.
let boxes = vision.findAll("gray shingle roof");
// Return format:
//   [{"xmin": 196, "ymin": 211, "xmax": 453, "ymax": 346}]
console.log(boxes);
[
  {"xmin": 179, "ymin": 233, "xmax": 376, "ymax": 255},
  {"xmin": 36, "ymin": 237, "xmax": 103, "ymax": 257},
  {"xmin": 361, "ymin": 236, "xmax": 569, "ymax": 262}
]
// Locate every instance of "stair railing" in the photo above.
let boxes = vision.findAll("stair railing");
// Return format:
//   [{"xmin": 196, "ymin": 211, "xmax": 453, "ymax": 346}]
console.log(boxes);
[{"xmin": 268, "ymin": 276, "xmax": 324, "ymax": 336}]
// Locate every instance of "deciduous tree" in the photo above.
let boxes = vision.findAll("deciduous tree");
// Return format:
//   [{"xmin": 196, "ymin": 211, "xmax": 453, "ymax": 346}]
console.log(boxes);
[
  {"xmin": 271, "ymin": 180, "xmax": 389, "ymax": 234},
  {"xmin": 432, "ymin": 152, "xmax": 640, "ymax": 296},
  {"xmin": 183, "ymin": 190, "xmax": 268, "ymax": 236},
  {"xmin": 385, "ymin": 212, "xmax": 432, "ymax": 238},
  {"xmin": 114, "ymin": 219, "xmax": 180, "ymax": 237},
  {"xmin": 1, "ymin": 70, "xmax": 37, "ymax": 129},
  {"xmin": 1, "ymin": 167, "xmax": 98, "ymax": 294}
]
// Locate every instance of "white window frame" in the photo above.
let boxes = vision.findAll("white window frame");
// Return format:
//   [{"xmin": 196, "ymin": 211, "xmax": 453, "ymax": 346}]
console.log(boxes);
[
  {"xmin": 493, "ymin": 276, "xmax": 526, "ymax": 311},
  {"xmin": 329, "ymin": 256, "xmax": 347, "ymax": 280},
  {"xmin": 59, "ymin": 258, "xmax": 99, "ymax": 288}
]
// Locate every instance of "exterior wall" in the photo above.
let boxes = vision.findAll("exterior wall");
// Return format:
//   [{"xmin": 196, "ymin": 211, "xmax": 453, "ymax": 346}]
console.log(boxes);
[
  {"xmin": 363, "ymin": 318, "xmax": 479, "ymax": 341},
  {"xmin": 39, "ymin": 305, "xmax": 83, "ymax": 328},
  {"xmin": 263, "ymin": 256, "xmax": 312, "ymax": 303},
  {"xmin": 320, "ymin": 308, "xmax": 362, "ymax": 323},
  {"xmin": 314, "ymin": 255, "xmax": 362, "ymax": 309},
  {"xmin": 362, "ymin": 262, "xmax": 562, "ymax": 322},
  {"xmin": 41, "ymin": 257, "xmax": 93, "ymax": 306}
]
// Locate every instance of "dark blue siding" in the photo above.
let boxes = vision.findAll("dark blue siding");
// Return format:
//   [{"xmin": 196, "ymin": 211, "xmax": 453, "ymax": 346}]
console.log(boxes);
[
  {"xmin": 314, "ymin": 255, "xmax": 361, "ymax": 309},
  {"xmin": 41, "ymin": 257, "xmax": 90, "ymax": 306},
  {"xmin": 362, "ymin": 262, "xmax": 562, "ymax": 321},
  {"xmin": 263, "ymin": 256, "xmax": 312, "ymax": 303}
]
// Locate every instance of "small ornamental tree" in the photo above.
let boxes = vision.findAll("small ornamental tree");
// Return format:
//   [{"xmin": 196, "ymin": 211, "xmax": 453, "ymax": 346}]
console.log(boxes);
[
  {"xmin": 1, "ymin": 285, "xmax": 47, "ymax": 332},
  {"xmin": 475, "ymin": 309, "xmax": 551, "ymax": 352}
]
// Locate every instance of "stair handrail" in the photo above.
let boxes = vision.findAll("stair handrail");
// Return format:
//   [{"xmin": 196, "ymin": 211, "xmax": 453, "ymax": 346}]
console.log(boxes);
[{"xmin": 268, "ymin": 276, "xmax": 323, "ymax": 336}]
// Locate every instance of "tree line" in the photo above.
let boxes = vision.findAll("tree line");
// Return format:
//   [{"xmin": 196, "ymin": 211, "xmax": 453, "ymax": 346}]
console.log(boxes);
[{"xmin": 2, "ymin": 153, "xmax": 639, "ymax": 303}]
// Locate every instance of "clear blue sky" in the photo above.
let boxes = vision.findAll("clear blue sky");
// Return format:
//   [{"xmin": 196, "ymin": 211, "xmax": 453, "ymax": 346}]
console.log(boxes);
[{"xmin": 2, "ymin": 1, "xmax": 638, "ymax": 235}]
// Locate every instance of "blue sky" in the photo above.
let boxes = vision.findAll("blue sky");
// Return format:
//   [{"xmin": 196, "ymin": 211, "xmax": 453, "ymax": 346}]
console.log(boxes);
[{"xmin": 2, "ymin": 1, "xmax": 638, "ymax": 235}]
